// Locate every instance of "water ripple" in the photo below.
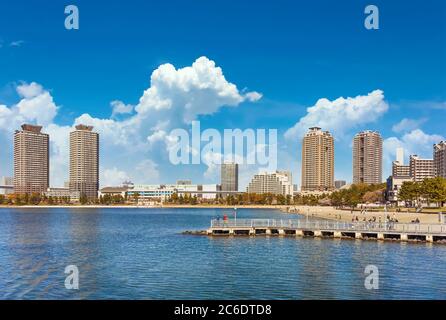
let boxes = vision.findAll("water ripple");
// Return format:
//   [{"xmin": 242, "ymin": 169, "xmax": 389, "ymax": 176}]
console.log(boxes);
[{"xmin": 0, "ymin": 208, "xmax": 446, "ymax": 299}]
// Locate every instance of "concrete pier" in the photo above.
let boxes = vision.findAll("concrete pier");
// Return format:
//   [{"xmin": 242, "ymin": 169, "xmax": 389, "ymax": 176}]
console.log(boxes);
[{"xmin": 206, "ymin": 219, "xmax": 446, "ymax": 244}]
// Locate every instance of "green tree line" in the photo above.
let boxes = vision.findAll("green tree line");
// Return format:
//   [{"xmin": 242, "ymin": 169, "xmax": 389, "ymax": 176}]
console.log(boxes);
[
  {"xmin": 0, "ymin": 193, "xmax": 72, "ymax": 205},
  {"xmin": 398, "ymin": 177, "xmax": 446, "ymax": 207},
  {"xmin": 0, "ymin": 192, "xmax": 122, "ymax": 206},
  {"xmin": 329, "ymin": 183, "xmax": 386, "ymax": 209},
  {"xmin": 166, "ymin": 192, "xmax": 330, "ymax": 206},
  {"xmin": 99, "ymin": 194, "xmax": 126, "ymax": 205}
]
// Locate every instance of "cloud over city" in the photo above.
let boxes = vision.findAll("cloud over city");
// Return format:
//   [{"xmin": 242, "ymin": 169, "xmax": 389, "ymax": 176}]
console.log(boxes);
[
  {"xmin": 384, "ymin": 129, "xmax": 445, "ymax": 164},
  {"xmin": 0, "ymin": 57, "xmax": 262, "ymax": 186},
  {"xmin": 391, "ymin": 118, "xmax": 428, "ymax": 133},
  {"xmin": 284, "ymin": 90, "xmax": 389, "ymax": 140}
]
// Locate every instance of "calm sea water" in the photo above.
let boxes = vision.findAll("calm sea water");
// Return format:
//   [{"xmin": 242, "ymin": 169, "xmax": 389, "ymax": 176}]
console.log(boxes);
[{"xmin": 0, "ymin": 207, "xmax": 445, "ymax": 300}]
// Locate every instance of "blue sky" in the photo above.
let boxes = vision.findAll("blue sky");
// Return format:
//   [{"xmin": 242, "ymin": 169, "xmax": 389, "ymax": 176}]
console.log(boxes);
[{"xmin": 0, "ymin": 0, "xmax": 445, "ymax": 189}]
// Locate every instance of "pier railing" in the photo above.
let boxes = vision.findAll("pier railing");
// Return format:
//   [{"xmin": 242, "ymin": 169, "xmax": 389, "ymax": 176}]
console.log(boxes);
[{"xmin": 210, "ymin": 219, "xmax": 446, "ymax": 235}]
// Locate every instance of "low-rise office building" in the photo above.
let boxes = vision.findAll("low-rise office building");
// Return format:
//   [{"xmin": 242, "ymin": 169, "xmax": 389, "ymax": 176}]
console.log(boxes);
[
  {"xmin": 126, "ymin": 183, "xmax": 222, "ymax": 203},
  {"xmin": 98, "ymin": 186, "xmax": 128, "ymax": 198}
]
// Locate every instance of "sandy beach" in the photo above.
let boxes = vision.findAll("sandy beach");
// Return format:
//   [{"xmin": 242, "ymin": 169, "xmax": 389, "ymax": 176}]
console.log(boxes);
[{"xmin": 287, "ymin": 205, "xmax": 444, "ymax": 224}]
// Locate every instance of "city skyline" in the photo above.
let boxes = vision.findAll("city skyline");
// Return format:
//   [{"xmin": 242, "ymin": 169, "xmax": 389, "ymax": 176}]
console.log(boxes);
[
  {"xmin": 0, "ymin": 0, "xmax": 445, "ymax": 190},
  {"xmin": 1, "ymin": 0, "xmax": 446, "ymax": 304},
  {"xmin": 2, "ymin": 122, "xmax": 446, "ymax": 191}
]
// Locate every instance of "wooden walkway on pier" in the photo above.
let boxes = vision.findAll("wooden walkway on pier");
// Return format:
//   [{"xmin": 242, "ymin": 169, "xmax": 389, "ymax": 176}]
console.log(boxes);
[{"xmin": 207, "ymin": 219, "xmax": 446, "ymax": 243}]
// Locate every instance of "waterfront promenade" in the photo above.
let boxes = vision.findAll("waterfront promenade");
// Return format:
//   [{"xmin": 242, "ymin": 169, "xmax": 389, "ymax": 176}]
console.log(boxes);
[{"xmin": 207, "ymin": 219, "xmax": 446, "ymax": 243}]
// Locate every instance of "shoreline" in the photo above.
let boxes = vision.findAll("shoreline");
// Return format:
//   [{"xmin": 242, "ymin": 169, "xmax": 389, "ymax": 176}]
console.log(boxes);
[
  {"xmin": 0, "ymin": 204, "xmax": 443, "ymax": 224},
  {"xmin": 162, "ymin": 204, "xmax": 287, "ymax": 209},
  {"xmin": 0, "ymin": 204, "xmax": 288, "ymax": 209}
]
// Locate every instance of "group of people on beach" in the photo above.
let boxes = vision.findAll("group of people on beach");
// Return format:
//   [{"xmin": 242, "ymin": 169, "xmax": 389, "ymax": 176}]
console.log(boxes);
[
  {"xmin": 351, "ymin": 215, "xmax": 381, "ymax": 228},
  {"xmin": 348, "ymin": 214, "xmax": 421, "ymax": 229},
  {"xmin": 349, "ymin": 214, "xmax": 402, "ymax": 230}
]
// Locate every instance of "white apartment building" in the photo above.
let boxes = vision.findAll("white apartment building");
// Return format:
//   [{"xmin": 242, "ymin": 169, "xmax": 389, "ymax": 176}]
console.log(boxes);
[
  {"xmin": 409, "ymin": 155, "xmax": 435, "ymax": 182},
  {"xmin": 246, "ymin": 171, "xmax": 293, "ymax": 196}
]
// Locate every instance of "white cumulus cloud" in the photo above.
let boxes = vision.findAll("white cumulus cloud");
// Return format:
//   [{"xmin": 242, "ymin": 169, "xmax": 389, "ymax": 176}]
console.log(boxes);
[
  {"xmin": 111, "ymin": 100, "xmax": 133, "ymax": 117},
  {"xmin": 135, "ymin": 159, "xmax": 160, "ymax": 183},
  {"xmin": 0, "ymin": 57, "xmax": 261, "ymax": 186},
  {"xmin": 73, "ymin": 56, "xmax": 261, "ymax": 149},
  {"xmin": 391, "ymin": 117, "xmax": 427, "ymax": 133},
  {"xmin": 101, "ymin": 167, "xmax": 131, "ymax": 187},
  {"xmin": 0, "ymin": 82, "xmax": 59, "ymax": 132},
  {"xmin": 135, "ymin": 56, "xmax": 261, "ymax": 124},
  {"xmin": 284, "ymin": 90, "xmax": 388, "ymax": 140}
]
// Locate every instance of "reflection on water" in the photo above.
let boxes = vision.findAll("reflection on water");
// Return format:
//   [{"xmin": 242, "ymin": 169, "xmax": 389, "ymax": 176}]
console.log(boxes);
[{"xmin": 0, "ymin": 208, "xmax": 445, "ymax": 299}]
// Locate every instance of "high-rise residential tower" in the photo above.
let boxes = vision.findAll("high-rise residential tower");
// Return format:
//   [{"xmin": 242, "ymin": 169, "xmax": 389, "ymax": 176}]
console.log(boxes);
[
  {"xmin": 352, "ymin": 130, "xmax": 383, "ymax": 184},
  {"xmin": 13, "ymin": 124, "xmax": 49, "ymax": 194},
  {"xmin": 301, "ymin": 127, "xmax": 334, "ymax": 191},
  {"xmin": 69, "ymin": 125, "xmax": 99, "ymax": 200},
  {"xmin": 221, "ymin": 162, "xmax": 239, "ymax": 193},
  {"xmin": 434, "ymin": 141, "xmax": 446, "ymax": 179}
]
